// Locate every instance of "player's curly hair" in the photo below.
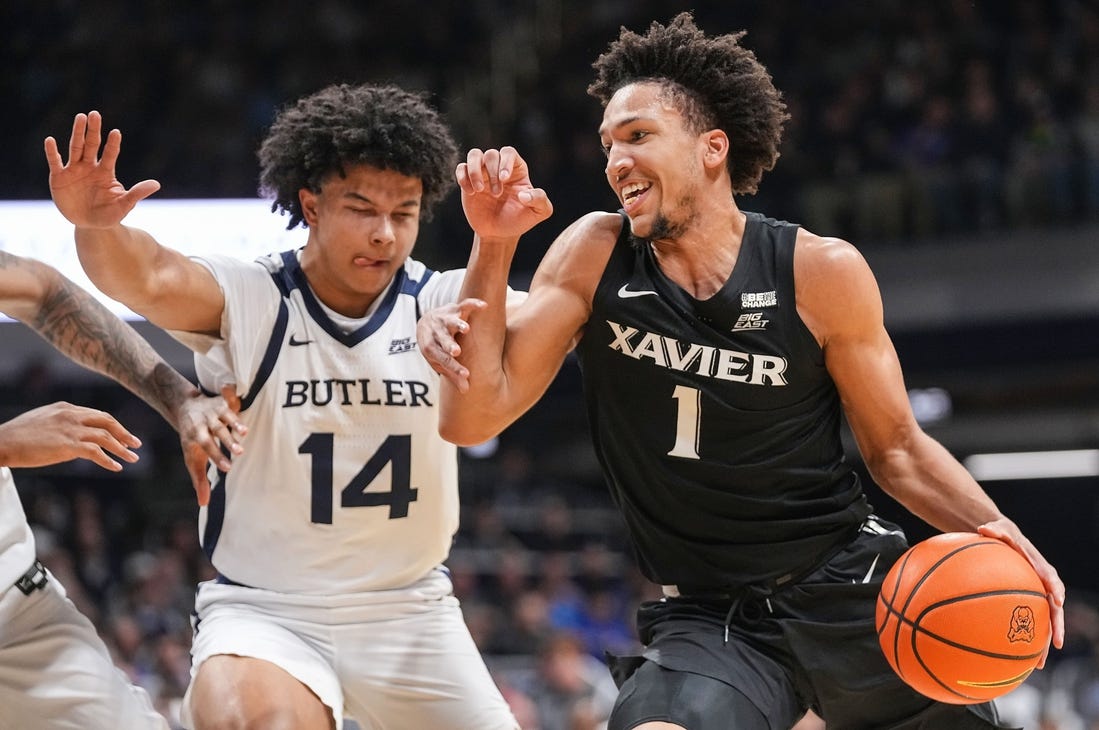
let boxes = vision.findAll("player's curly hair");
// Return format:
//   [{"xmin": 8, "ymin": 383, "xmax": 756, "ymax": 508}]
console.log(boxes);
[
  {"xmin": 258, "ymin": 83, "xmax": 458, "ymax": 229},
  {"xmin": 588, "ymin": 12, "xmax": 788, "ymax": 195}
]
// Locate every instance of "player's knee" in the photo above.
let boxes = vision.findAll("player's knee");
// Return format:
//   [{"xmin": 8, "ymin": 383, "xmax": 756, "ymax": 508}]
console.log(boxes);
[
  {"xmin": 189, "ymin": 658, "xmax": 334, "ymax": 730},
  {"xmin": 192, "ymin": 704, "xmax": 333, "ymax": 730}
]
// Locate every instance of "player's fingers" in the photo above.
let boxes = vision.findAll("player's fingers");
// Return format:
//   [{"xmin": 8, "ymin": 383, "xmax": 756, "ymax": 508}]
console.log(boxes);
[
  {"xmin": 481, "ymin": 148, "xmax": 502, "ymax": 194},
  {"xmin": 220, "ymin": 384, "xmax": 243, "ymax": 415},
  {"xmin": 98, "ymin": 128, "xmax": 123, "ymax": 168},
  {"xmin": 429, "ymin": 319, "xmax": 461, "ymax": 356},
  {"xmin": 497, "ymin": 146, "xmax": 523, "ymax": 183},
  {"xmin": 67, "ymin": 113, "xmax": 88, "ymax": 163},
  {"xmin": 86, "ymin": 428, "xmax": 140, "ymax": 464},
  {"xmin": 74, "ymin": 407, "xmax": 141, "ymax": 449},
  {"xmin": 465, "ymin": 148, "xmax": 486, "ymax": 191},
  {"xmin": 184, "ymin": 447, "xmax": 212, "ymax": 507},
  {"xmin": 206, "ymin": 417, "xmax": 241, "ymax": 463},
  {"xmin": 122, "ymin": 179, "xmax": 163, "ymax": 206},
  {"xmin": 72, "ymin": 442, "xmax": 124, "ymax": 472},
  {"xmin": 455, "ymin": 162, "xmax": 475, "ymax": 193},
  {"xmin": 456, "ymin": 298, "xmax": 487, "ymax": 321},
  {"xmin": 82, "ymin": 409, "xmax": 141, "ymax": 449},
  {"xmin": 1051, "ymin": 600, "xmax": 1065, "ymax": 651},
  {"xmin": 1040, "ymin": 564, "xmax": 1066, "ymax": 649},
  {"xmin": 518, "ymin": 188, "xmax": 554, "ymax": 217},
  {"xmin": 430, "ymin": 352, "xmax": 471, "ymax": 394},
  {"xmin": 43, "ymin": 136, "xmax": 62, "ymax": 171},
  {"xmin": 85, "ymin": 111, "xmax": 103, "ymax": 161},
  {"xmin": 213, "ymin": 406, "xmax": 246, "ymax": 455}
]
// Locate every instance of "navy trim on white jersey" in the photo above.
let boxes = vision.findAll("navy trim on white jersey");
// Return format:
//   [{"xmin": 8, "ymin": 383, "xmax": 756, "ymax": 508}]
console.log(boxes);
[
  {"xmin": 204, "ymin": 463, "xmax": 228, "ymax": 561},
  {"xmin": 276, "ymin": 251, "xmax": 406, "ymax": 347},
  {"xmin": 239, "ymin": 297, "xmax": 289, "ymax": 412}
]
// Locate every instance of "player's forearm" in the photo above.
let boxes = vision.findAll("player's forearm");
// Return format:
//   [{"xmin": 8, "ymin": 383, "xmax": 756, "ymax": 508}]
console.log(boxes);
[
  {"xmin": 868, "ymin": 432, "xmax": 1005, "ymax": 532},
  {"xmin": 30, "ymin": 269, "xmax": 193, "ymax": 430},
  {"xmin": 439, "ymin": 235, "xmax": 521, "ymax": 444},
  {"xmin": 75, "ymin": 224, "xmax": 165, "ymax": 310}
]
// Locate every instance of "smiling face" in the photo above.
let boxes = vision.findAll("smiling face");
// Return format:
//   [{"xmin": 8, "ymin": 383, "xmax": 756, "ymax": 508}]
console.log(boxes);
[
  {"xmin": 298, "ymin": 164, "xmax": 423, "ymax": 317},
  {"xmin": 599, "ymin": 81, "xmax": 713, "ymax": 241}
]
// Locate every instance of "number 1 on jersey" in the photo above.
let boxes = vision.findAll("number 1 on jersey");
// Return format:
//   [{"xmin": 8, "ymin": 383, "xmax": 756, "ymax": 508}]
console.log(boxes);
[
  {"xmin": 299, "ymin": 433, "xmax": 419, "ymax": 524},
  {"xmin": 668, "ymin": 385, "xmax": 701, "ymax": 459}
]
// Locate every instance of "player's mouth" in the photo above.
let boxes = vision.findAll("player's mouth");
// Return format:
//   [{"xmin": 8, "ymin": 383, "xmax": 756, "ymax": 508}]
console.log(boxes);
[
  {"xmin": 353, "ymin": 255, "xmax": 387, "ymax": 268},
  {"xmin": 620, "ymin": 181, "xmax": 652, "ymax": 211}
]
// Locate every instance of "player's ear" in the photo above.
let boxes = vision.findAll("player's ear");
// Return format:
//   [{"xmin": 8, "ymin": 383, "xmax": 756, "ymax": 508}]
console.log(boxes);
[
  {"xmin": 701, "ymin": 129, "xmax": 729, "ymax": 170},
  {"xmin": 299, "ymin": 188, "xmax": 320, "ymax": 226}
]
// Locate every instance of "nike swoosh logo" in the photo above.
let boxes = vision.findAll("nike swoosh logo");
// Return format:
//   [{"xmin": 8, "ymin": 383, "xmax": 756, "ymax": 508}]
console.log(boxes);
[
  {"xmin": 857, "ymin": 553, "xmax": 880, "ymax": 584},
  {"xmin": 617, "ymin": 284, "xmax": 659, "ymax": 299},
  {"xmin": 288, "ymin": 334, "xmax": 314, "ymax": 346}
]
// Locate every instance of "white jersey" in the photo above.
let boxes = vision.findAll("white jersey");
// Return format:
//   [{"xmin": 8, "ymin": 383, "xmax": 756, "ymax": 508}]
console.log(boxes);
[
  {"xmin": 0, "ymin": 467, "xmax": 35, "ymax": 590},
  {"xmin": 176, "ymin": 251, "xmax": 464, "ymax": 595}
]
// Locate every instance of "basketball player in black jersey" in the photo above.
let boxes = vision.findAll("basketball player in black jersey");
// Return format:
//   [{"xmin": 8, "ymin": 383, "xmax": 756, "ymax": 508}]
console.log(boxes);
[{"xmin": 421, "ymin": 13, "xmax": 1065, "ymax": 730}]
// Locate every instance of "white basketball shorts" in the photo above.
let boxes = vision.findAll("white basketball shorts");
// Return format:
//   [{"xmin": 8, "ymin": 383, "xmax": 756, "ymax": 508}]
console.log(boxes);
[
  {"xmin": 181, "ymin": 566, "xmax": 517, "ymax": 730},
  {"xmin": 0, "ymin": 564, "xmax": 168, "ymax": 730}
]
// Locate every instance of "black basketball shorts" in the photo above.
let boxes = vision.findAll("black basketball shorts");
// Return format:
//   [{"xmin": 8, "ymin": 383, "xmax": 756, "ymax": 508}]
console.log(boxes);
[{"xmin": 608, "ymin": 518, "xmax": 1018, "ymax": 730}]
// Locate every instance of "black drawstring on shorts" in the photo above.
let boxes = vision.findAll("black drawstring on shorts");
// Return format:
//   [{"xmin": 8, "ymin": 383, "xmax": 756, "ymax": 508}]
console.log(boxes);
[{"xmin": 722, "ymin": 583, "xmax": 775, "ymax": 644}]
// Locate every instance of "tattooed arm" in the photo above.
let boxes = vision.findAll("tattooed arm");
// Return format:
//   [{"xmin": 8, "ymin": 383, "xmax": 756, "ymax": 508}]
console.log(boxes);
[{"xmin": 0, "ymin": 250, "xmax": 245, "ymax": 503}]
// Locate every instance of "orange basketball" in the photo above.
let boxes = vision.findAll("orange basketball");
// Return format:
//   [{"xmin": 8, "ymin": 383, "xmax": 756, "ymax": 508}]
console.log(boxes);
[{"xmin": 875, "ymin": 532, "xmax": 1051, "ymax": 704}]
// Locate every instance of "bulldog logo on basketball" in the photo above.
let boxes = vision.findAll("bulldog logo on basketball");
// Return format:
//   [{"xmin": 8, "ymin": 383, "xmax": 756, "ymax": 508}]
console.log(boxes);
[{"xmin": 1007, "ymin": 606, "xmax": 1036, "ymax": 643}]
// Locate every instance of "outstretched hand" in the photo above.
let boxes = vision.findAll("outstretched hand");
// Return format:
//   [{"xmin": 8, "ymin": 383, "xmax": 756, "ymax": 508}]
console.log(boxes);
[
  {"xmin": 44, "ymin": 110, "xmax": 161, "ymax": 229},
  {"xmin": 0, "ymin": 402, "xmax": 142, "ymax": 472},
  {"xmin": 176, "ymin": 385, "xmax": 247, "ymax": 507},
  {"xmin": 417, "ymin": 298, "xmax": 488, "ymax": 393},
  {"xmin": 457, "ymin": 146, "xmax": 553, "ymax": 241}
]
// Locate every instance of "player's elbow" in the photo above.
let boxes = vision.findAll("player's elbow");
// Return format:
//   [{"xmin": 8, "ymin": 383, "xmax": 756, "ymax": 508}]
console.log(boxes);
[{"xmin": 438, "ymin": 414, "xmax": 500, "ymax": 447}]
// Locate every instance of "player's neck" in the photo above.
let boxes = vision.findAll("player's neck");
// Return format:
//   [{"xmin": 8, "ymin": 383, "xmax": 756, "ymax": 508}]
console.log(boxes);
[{"xmin": 649, "ymin": 207, "xmax": 746, "ymax": 300}]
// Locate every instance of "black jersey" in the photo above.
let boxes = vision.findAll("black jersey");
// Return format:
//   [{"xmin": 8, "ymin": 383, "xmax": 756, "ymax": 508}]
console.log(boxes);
[{"xmin": 575, "ymin": 211, "xmax": 871, "ymax": 590}]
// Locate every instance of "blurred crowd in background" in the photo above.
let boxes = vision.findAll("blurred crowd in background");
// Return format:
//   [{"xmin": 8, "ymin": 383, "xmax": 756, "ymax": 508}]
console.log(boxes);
[
  {"xmin": 4, "ymin": 0, "xmax": 1099, "ymax": 270},
  {"xmin": 4, "ymin": 1, "xmax": 1099, "ymax": 728}
]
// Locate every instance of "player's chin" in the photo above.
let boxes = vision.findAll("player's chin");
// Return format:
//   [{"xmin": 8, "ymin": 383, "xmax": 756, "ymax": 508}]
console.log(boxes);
[
  {"xmin": 352, "ymin": 262, "xmax": 395, "ymax": 284},
  {"xmin": 624, "ymin": 214, "xmax": 651, "ymax": 239}
]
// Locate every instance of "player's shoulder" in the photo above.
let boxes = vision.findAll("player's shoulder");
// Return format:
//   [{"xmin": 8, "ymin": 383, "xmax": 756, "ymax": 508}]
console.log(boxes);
[
  {"xmin": 568, "ymin": 210, "xmax": 625, "ymax": 240},
  {"xmin": 793, "ymin": 226, "xmax": 868, "ymax": 275},
  {"xmin": 408, "ymin": 258, "xmax": 467, "ymax": 308},
  {"xmin": 194, "ymin": 250, "xmax": 279, "ymax": 277},
  {"xmin": 402, "ymin": 256, "xmax": 432, "ymax": 283},
  {"xmin": 548, "ymin": 211, "xmax": 624, "ymax": 261},
  {"xmin": 792, "ymin": 226, "xmax": 882, "ymax": 335}
]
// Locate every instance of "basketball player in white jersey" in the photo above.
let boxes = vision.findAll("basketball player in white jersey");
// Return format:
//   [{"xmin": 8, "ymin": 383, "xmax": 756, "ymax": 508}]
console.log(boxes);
[
  {"xmin": 0, "ymin": 249, "xmax": 244, "ymax": 729},
  {"xmin": 45, "ymin": 84, "xmax": 520, "ymax": 729}
]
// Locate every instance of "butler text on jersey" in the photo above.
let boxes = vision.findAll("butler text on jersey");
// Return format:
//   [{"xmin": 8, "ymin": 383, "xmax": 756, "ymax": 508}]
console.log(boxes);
[{"xmin": 283, "ymin": 378, "xmax": 433, "ymax": 408}]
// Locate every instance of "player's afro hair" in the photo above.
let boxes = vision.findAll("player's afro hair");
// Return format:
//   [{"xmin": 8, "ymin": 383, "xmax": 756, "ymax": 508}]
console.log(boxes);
[
  {"xmin": 588, "ymin": 12, "xmax": 788, "ymax": 195},
  {"xmin": 258, "ymin": 83, "xmax": 458, "ymax": 229}
]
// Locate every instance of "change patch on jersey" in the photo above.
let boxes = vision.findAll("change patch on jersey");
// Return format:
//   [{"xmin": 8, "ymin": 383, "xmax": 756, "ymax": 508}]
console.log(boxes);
[{"xmin": 741, "ymin": 290, "xmax": 777, "ymax": 308}]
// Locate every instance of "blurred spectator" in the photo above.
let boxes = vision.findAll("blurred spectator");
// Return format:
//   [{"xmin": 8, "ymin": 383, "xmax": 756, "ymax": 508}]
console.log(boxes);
[
  {"xmin": 897, "ymin": 94, "xmax": 961, "ymax": 237},
  {"xmin": 496, "ymin": 589, "xmax": 556, "ymax": 656},
  {"xmin": 1005, "ymin": 78, "xmax": 1075, "ymax": 227},
  {"xmin": 955, "ymin": 63, "xmax": 1012, "ymax": 232},
  {"xmin": 525, "ymin": 632, "xmax": 618, "ymax": 730}
]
